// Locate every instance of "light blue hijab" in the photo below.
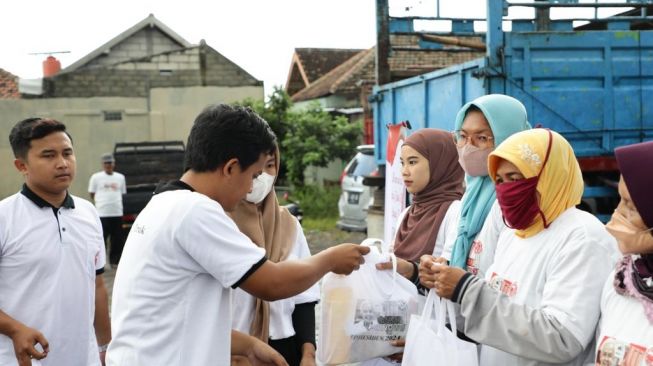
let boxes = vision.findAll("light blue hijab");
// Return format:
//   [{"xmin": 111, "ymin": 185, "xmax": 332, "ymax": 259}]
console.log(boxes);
[{"xmin": 449, "ymin": 94, "xmax": 531, "ymax": 269}]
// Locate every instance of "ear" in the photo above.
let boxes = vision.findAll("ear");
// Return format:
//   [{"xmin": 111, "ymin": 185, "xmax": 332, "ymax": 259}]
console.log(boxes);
[
  {"xmin": 221, "ymin": 158, "xmax": 240, "ymax": 178},
  {"xmin": 14, "ymin": 158, "xmax": 28, "ymax": 176}
]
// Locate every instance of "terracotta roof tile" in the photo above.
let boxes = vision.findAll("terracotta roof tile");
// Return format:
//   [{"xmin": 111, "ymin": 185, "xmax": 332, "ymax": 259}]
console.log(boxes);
[
  {"xmin": 291, "ymin": 36, "xmax": 484, "ymax": 102},
  {"xmin": 295, "ymin": 48, "xmax": 365, "ymax": 82},
  {"xmin": 0, "ymin": 68, "xmax": 20, "ymax": 99},
  {"xmin": 291, "ymin": 48, "xmax": 374, "ymax": 102}
]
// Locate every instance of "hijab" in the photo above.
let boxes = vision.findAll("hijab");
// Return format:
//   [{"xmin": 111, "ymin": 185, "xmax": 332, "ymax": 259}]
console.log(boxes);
[
  {"xmin": 228, "ymin": 145, "xmax": 297, "ymax": 342},
  {"xmin": 450, "ymin": 94, "xmax": 531, "ymax": 269},
  {"xmin": 488, "ymin": 129, "xmax": 584, "ymax": 238},
  {"xmin": 393, "ymin": 129, "xmax": 464, "ymax": 262},
  {"xmin": 612, "ymin": 140, "xmax": 653, "ymax": 322}
]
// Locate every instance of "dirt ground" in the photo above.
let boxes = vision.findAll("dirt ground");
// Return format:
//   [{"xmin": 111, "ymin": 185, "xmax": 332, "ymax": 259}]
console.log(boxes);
[{"xmin": 304, "ymin": 228, "xmax": 367, "ymax": 253}]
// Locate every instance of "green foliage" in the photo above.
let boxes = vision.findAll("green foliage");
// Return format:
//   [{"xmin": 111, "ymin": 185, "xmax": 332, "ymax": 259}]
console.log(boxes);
[
  {"xmin": 291, "ymin": 184, "xmax": 341, "ymax": 219},
  {"xmin": 283, "ymin": 103, "xmax": 362, "ymax": 186},
  {"xmin": 236, "ymin": 86, "xmax": 291, "ymax": 145},
  {"xmin": 236, "ymin": 88, "xmax": 363, "ymax": 187},
  {"xmin": 302, "ymin": 217, "xmax": 339, "ymax": 232}
]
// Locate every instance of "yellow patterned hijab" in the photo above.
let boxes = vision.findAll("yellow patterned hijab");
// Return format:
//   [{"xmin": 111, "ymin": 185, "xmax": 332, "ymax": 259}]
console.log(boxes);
[{"xmin": 488, "ymin": 129, "xmax": 584, "ymax": 238}]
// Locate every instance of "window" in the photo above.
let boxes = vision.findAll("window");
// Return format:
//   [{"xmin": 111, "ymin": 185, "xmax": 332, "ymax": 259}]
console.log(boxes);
[{"xmin": 103, "ymin": 111, "xmax": 122, "ymax": 122}]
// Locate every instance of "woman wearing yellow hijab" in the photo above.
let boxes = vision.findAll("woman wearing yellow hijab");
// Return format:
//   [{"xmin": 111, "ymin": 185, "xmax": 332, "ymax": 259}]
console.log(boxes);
[{"xmin": 420, "ymin": 129, "xmax": 619, "ymax": 366}]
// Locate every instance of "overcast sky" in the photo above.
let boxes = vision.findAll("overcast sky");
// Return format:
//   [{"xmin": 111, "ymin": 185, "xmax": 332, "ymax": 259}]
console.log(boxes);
[{"xmin": 0, "ymin": 0, "xmax": 628, "ymax": 97}]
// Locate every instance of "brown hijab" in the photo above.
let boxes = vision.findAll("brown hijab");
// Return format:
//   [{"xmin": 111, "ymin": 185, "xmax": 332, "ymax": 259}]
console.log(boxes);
[
  {"xmin": 393, "ymin": 129, "xmax": 465, "ymax": 262},
  {"xmin": 228, "ymin": 146, "xmax": 297, "ymax": 342}
]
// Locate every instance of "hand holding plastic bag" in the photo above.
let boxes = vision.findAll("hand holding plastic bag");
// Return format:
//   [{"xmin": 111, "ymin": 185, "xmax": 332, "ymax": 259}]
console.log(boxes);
[
  {"xmin": 401, "ymin": 289, "xmax": 478, "ymax": 366},
  {"xmin": 318, "ymin": 239, "xmax": 419, "ymax": 365}
]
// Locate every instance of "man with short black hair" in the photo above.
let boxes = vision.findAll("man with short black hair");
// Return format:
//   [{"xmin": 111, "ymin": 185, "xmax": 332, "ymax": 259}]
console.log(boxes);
[
  {"xmin": 89, "ymin": 152, "xmax": 127, "ymax": 267},
  {"xmin": 108, "ymin": 104, "xmax": 369, "ymax": 366},
  {"xmin": 0, "ymin": 117, "xmax": 111, "ymax": 366}
]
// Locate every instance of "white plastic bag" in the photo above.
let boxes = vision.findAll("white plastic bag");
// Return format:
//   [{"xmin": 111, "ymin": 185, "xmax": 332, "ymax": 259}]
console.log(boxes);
[
  {"xmin": 401, "ymin": 289, "xmax": 478, "ymax": 366},
  {"xmin": 317, "ymin": 239, "xmax": 419, "ymax": 365}
]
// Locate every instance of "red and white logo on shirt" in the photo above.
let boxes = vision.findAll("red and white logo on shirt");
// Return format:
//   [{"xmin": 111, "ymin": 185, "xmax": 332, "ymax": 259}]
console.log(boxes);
[
  {"xmin": 596, "ymin": 335, "xmax": 653, "ymax": 366},
  {"xmin": 466, "ymin": 240, "xmax": 484, "ymax": 276},
  {"xmin": 489, "ymin": 272, "xmax": 518, "ymax": 297}
]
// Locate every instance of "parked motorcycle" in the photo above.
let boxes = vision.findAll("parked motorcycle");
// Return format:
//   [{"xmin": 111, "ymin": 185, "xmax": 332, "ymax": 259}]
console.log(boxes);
[{"xmin": 282, "ymin": 191, "xmax": 303, "ymax": 224}]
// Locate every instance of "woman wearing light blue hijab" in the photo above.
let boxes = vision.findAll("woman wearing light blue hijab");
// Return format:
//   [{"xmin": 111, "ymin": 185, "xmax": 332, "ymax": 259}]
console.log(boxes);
[{"xmin": 444, "ymin": 94, "xmax": 531, "ymax": 277}]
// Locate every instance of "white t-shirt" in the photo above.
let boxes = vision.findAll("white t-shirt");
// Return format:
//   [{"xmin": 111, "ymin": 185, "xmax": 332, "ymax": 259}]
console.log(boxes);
[
  {"xmin": 393, "ymin": 200, "xmax": 461, "ymax": 258},
  {"xmin": 595, "ymin": 268, "xmax": 653, "ymax": 365},
  {"xmin": 232, "ymin": 219, "xmax": 320, "ymax": 340},
  {"xmin": 0, "ymin": 189, "xmax": 105, "ymax": 366},
  {"xmin": 442, "ymin": 199, "xmax": 505, "ymax": 278},
  {"xmin": 88, "ymin": 171, "xmax": 126, "ymax": 217},
  {"xmin": 480, "ymin": 208, "xmax": 619, "ymax": 366},
  {"xmin": 107, "ymin": 189, "xmax": 266, "ymax": 366}
]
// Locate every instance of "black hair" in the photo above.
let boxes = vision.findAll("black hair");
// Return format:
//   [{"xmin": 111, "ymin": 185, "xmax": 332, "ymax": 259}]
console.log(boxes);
[
  {"xmin": 184, "ymin": 104, "xmax": 277, "ymax": 172},
  {"xmin": 9, "ymin": 118, "xmax": 72, "ymax": 159},
  {"xmin": 464, "ymin": 104, "xmax": 483, "ymax": 118}
]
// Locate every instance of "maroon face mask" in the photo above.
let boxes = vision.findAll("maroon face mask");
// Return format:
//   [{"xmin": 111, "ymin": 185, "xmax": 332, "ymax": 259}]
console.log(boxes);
[{"xmin": 495, "ymin": 130, "xmax": 553, "ymax": 230}]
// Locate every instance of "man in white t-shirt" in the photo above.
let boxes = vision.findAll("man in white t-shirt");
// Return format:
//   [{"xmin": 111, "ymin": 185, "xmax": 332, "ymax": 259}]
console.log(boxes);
[
  {"xmin": 1, "ymin": 117, "xmax": 111, "ymax": 366},
  {"xmin": 107, "ymin": 104, "xmax": 370, "ymax": 366},
  {"xmin": 88, "ymin": 153, "xmax": 127, "ymax": 267}
]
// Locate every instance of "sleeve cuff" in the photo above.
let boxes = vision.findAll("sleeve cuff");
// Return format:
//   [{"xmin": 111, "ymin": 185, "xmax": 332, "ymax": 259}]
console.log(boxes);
[
  {"xmin": 231, "ymin": 256, "xmax": 267, "ymax": 289},
  {"xmin": 292, "ymin": 302, "xmax": 317, "ymax": 347},
  {"xmin": 452, "ymin": 272, "xmax": 473, "ymax": 304},
  {"xmin": 409, "ymin": 261, "xmax": 419, "ymax": 284}
]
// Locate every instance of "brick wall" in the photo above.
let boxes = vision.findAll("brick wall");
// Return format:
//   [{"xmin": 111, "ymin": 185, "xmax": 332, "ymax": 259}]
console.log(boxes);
[
  {"xmin": 202, "ymin": 45, "xmax": 261, "ymax": 87},
  {"xmin": 84, "ymin": 28, "xmax": 186, "ymax": 70},
  {"xmin": 46, "ymin": 45, "xmax": 261, "ymax": 97}
]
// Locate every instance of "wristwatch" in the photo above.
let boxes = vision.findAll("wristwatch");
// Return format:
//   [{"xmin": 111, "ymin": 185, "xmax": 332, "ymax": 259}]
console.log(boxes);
[{"xmin": 98, "ymin": 344, "xmax": 109, "ymax": 353}]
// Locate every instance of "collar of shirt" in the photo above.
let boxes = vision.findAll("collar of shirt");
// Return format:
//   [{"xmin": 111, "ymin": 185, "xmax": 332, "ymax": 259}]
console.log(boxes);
[{"xmin": 20, "ymin": 183, "xmax": 75, "ymax": 209}]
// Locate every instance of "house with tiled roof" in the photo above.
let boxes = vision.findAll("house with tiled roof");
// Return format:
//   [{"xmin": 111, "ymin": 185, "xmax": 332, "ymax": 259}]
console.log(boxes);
[
  {"xmin": 44, "ymin": 14, "xmax": 261, "ymax": 98},
  {"xmin": 0, "ymin": 68, "xmax": 20, "ymax": 99},
  {"xmin": 285, "ymin": 48, "xmax": 363, "ymax": 97},
  {"xmin": 288, "ymin": 34, "xmax": 484, "ymax": 144},
  {"xmin": 0, "ymin": 14, "xmax": 264, "ymax": 199}
]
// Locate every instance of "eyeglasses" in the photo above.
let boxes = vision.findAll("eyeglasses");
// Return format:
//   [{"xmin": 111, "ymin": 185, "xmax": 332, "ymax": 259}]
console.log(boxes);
[{"xmin": 452, "ymin": 130, "xmax": 495, "ymax": 147}]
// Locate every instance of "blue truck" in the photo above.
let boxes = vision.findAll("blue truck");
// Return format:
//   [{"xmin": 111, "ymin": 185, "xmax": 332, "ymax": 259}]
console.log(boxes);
[{"xmin": 371, "ymin": 0, "xmax": 653, "ymax": 221}]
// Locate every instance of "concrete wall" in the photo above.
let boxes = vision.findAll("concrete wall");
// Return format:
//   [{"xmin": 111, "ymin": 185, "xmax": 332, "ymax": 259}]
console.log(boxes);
[
  {"xmin": 303, "ymin": 158, "xmax": 347, "ymax": 187},
  {"xmin": 84, "ymin": 27, "xmax": 186, "ymax": 69},
  {"xmin": 0, "ymin": 85, "xmax": 263, "ymax": 199},
  {"xmin": 46, "ymin": 46, "xmax": 261, "ymax": 98}
]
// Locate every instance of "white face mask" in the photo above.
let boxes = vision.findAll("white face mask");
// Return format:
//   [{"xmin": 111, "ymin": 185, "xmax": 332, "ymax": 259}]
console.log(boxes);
[{"xmin": 246, "ymin": 172, "xmax": 276, "ymax": 204}]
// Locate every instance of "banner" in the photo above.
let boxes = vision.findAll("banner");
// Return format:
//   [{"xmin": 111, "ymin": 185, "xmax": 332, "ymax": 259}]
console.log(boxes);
[{"xmin": 384, "ymin": 122, "xmax": 408, "ymax": 250}]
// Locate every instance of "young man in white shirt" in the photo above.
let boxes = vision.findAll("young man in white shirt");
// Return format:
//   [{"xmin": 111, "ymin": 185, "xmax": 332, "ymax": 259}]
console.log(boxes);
[
  {"xmin": 88, "ymin": 153, "xmax": 127, "ymax": 267},
  {"xmin": 0, "ymin": 117, "xmax": 111, "ymax": 366},
  {"xmin": 107, "ymin": 104, "xmax": 370, "ymax": 366}
]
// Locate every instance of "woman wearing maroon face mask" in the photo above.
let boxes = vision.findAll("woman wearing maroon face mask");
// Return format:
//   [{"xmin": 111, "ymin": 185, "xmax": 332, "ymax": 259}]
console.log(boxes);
[
  {"xmin": 419, "ymin": 129, "xmax": 619, "ymax": 366},
  {"xmin": 595, "ymin": 141, "xmax": 653, "ymax": 366}
]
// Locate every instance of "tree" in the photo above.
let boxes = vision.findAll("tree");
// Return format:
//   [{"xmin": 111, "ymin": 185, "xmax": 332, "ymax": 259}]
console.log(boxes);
[
  {"xmin": 236, "ymin": 86, "xmax": 291, "ymax": 145},
  {"xmin": 283, "ymin": 103, "xmax": 362, "ymax": 186},
  {"xmin": 237, "ymin": 89, "xmax": 363, "ymax": 186}
]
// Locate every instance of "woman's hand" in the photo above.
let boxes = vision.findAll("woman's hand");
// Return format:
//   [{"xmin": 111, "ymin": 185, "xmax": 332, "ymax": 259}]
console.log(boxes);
[
  {"xmin": 376, "ymin": 257, "xmax": 414, "ymax": 279},
  {"xmin": 417, "ymin": 255, "xmax": 441, "ymax": 288},
  {"xmin": 383, "ymin": 339, "xmax": 406, "ymax": 363},
  {"xmin": 299, "ymin": 343, "xmax": 316, "ymax": 366},
  {"xmin": 424, "ymin": 259, "xmax": 466, "ymax": 299}
]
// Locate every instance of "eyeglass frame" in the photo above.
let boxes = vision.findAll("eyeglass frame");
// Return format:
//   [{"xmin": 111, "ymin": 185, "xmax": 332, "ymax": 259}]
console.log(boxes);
[{"xmin": 452, "ymin": 130, "xmax": 495, "ymax": 147}]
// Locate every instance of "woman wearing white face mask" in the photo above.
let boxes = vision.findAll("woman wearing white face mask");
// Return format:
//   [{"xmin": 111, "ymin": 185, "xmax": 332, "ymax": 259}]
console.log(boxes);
[
  {"xmin": 229, "ymin": 145, "xmax": 319, "ymax": 366},
  {"xmin": 595, "ymin": 140, "xmax": 653, "ymax": 365}
]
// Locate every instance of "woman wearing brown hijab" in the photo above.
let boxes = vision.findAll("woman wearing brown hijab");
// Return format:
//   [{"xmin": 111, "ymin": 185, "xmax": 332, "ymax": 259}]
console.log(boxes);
[
  {"xmin": 377, "ymin": 128, "xmax": 465, "ymax": 283},
  {"xmin": 230, "ymin": 145, "xmax": 319, "ymax": 366},
  {"xmin": 370, "ymin": 128, "xmax": 465, "ymax": 365}
]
